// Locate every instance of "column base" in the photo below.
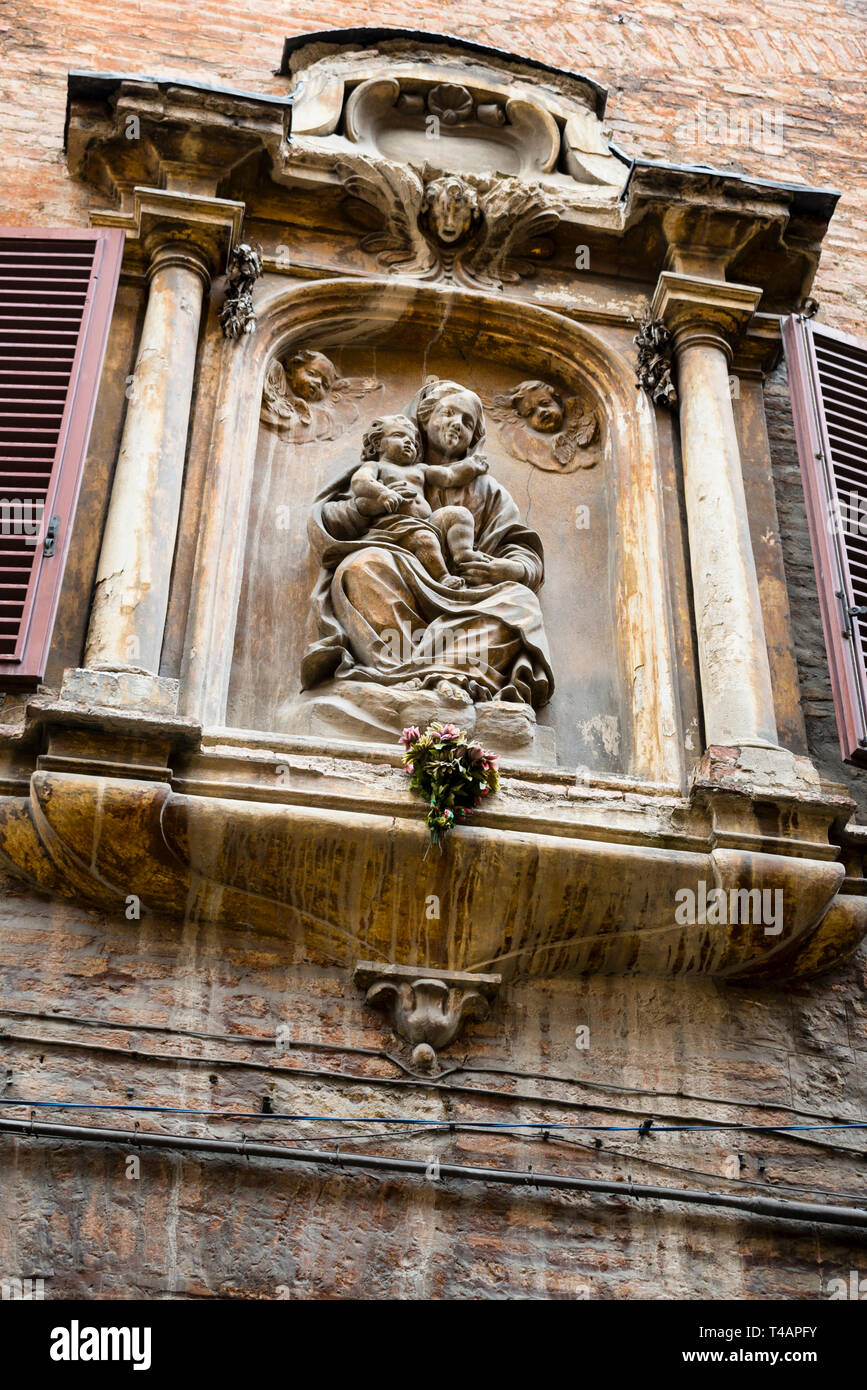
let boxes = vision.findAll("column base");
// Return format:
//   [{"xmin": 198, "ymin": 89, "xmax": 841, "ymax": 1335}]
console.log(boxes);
[
  {"xmin": 60, "ymin": 667, "xmax": 180, "ymax": 716},
  {"xmin": 692, "ymin": 742, "xmax": 823, "ymax": 797}
]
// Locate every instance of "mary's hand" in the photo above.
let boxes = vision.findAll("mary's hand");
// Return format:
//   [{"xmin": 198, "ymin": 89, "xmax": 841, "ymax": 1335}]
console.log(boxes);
[{"xmin": 459, "ymin": 555, "xmax": 526, "ymax": 585}]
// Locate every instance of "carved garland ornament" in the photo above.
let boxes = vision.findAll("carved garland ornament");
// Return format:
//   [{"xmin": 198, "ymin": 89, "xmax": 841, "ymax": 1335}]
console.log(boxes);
[
  {"xmin": 220, "ymin": 242, "xmax": 263, "ymax": 340},
  {"xmin": 634, "ymin": 316, "xmax": 678, "ymax": 408}
]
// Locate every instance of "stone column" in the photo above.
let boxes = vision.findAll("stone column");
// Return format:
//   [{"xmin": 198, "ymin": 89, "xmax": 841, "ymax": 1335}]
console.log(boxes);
[
  {"xmin": 652, "ymin": 272, "xmax": 776, "ymax": 748},
  {"xmin": 83, "ymin": 189, "xmax": 244, "ymax": 686}
]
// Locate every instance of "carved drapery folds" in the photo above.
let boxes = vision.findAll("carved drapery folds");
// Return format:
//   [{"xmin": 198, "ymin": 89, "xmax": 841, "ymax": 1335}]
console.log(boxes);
[
  {"xmin": 295, "ymin": 373, "xmax": 555, "ymax": 712},
  {"xmin": 21, "ymin": 40, "xmax": 862, "ymax": 986}
]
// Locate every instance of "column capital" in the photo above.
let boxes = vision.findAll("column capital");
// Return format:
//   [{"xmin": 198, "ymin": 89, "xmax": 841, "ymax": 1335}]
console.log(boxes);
[
  {"xmin": 93, "ymin": 186, "xmax": 246, "ymax": 281},
  {"xmin": 651, "ymin": 272, "xmax": 762, "ymax": 357}
]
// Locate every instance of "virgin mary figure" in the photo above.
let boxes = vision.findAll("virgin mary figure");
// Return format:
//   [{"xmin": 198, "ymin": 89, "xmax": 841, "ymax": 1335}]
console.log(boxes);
[{"xmin": 300, "ymin": 377, "xmax": 554, "ymax": 707}]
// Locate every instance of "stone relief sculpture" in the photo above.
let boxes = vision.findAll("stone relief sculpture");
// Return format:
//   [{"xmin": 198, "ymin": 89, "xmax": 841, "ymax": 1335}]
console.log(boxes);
[
  {"xmin": 301, "ymin": 377, "xmax": 555, "ymax": 707},
  {"xmin": 421, "ymin": 174, "xmax": 481, "ymax": 246},
  {"xmin": 340, "ymin": 153, "xmax": 562, "ymax": 289},
  {"xmin": 261, "ymin": 349, "xmax": 383, "ymax": 441},
  {"xmin": 483, "ymin": 380, "xmax": 600, "ymax": 471},
  {"xmin": 351, "ymin": 413, "xmax": 490, "ymax": 587}
]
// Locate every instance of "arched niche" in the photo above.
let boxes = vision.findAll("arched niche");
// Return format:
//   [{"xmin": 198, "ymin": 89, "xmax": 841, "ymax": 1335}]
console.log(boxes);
[{"xmin": 179, "ymin": 277, "xmax": 682, "ymax": 785}]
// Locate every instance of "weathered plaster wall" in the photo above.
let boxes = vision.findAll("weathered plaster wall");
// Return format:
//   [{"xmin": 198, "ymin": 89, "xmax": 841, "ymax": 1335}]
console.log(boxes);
[
  {"xmin": 1, "ymin": 2, "xmax": 866, "ymax": 1299},
  {"xmin": 2, "ymin": 872, "xmax": 866, "ymax": 1300}
]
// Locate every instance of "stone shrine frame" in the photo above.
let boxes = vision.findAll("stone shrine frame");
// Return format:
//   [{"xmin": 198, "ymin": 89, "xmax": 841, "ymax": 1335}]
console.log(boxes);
[
  {"xmin": 179, "ymin": 278, "xmax": 681, "ymax": 786},
  {"xmin": 2, "ymin": 32, "xmax": 863, "ymax": 986}
]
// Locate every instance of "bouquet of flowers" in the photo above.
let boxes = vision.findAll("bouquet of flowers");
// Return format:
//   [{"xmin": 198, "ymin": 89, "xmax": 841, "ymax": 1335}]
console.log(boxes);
[{"xmin": 399, "ymin": 722, "xmax": 500, "ymax": 852}]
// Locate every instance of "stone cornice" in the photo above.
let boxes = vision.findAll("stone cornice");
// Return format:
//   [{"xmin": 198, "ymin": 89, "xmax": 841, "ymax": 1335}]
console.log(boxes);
[{"xmin": 64, "ymin": 68, "xmax": 838, "ymax": 316}]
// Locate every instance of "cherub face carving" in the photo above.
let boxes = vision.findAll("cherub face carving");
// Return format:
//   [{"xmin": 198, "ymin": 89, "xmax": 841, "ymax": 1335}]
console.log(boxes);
[
  {"xmin": 484, "ymin": 379, "xmax": 599, "ymax": 472},
  {"xmin": 510, "ymin": 381, "xmax": 565, "ymax": 434},
  {"xmin": 422, "ymin": 176, "xmax": 480, "ymax": 246},
  {"xmin": 286, "ymin": 350, "xmax": 337, "ymax": 402},
  {"xmin": 262, "ymin": 350, "xmax": 383, "ymax": 442}
]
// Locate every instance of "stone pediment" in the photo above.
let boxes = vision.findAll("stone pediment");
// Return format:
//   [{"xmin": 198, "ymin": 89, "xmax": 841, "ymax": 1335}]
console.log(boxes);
[
  {"xmin": 65, "ymin": 43, "xmax": 837, "ymax": 310},
  {"xmin": 284, "ymin": 33, "xmax": 625, "ymax": 191}
]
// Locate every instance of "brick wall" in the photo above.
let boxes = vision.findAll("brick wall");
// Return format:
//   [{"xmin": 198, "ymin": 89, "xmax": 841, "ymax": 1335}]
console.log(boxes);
[
  {"xmin": 2, "ymin": 872, "xmax": 866, "ymax": 1300},
  {"xmin": 2, "ymin": 1, "xmax": 865, "ymax": 328}
]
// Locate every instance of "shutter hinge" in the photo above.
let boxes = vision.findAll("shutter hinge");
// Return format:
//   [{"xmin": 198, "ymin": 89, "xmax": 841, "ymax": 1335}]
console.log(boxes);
[
  {"xmin": 836, "ymin": 590, "xmax": 867, "ymax": 639},
  {"xmin": 43, "ymin": 515, "xmax": 60, "ymax": 558}
]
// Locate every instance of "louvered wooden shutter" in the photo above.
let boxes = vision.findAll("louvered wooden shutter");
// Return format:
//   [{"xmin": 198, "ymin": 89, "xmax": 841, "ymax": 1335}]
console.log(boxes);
[
  {"xmin": 783, "ymin": 314, "xmax": 867, "ymax": 765},
  {"xmin": 0, "ymin": 227, "xmax": 123, "ymax": 685}
]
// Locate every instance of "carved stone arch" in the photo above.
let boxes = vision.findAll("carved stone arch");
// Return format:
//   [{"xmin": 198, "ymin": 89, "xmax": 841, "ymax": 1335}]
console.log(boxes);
[{"xmin": 178, "ymin": 276, "xmax": 682, "ymax": 787}]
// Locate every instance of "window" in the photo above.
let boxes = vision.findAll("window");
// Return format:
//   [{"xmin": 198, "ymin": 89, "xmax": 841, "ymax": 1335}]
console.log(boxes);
[
  {"xmin": 783, "ymin": 314, "xmax": 867, "ymax": 765},
  {"xmin": 0, "ymin": 227, "xmax": 123, "ymax": 685}
]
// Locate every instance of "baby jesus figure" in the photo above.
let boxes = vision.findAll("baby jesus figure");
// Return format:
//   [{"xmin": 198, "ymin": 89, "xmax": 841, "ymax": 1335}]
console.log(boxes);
[{"xmin": 351, "ymin": 414, "xmax": 489, "ymax": 588}]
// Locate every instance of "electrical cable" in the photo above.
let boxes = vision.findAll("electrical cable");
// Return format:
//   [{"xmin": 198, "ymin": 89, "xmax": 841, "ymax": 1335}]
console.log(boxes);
[
  {"xmin": 2, "ymin": 1112, "xmax": 866, "ymax": 1230},
  {"xmin": 0, "ymin": 1005, "xmax": 851, "ymax": 1123},
  {"xmin": 1, "ymin": 1096, "xmax": 865, "ymax": 1134},
  {"xmin": 3, "ymin": 1029, "xmax": 866, "ymax": 1159}
]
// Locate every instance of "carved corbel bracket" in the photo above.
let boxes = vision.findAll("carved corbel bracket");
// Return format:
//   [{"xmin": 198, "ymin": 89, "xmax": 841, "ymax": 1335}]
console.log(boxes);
[{"xmin": 353, "ymin": 961, "xmax": 502, "ymax": 1068}]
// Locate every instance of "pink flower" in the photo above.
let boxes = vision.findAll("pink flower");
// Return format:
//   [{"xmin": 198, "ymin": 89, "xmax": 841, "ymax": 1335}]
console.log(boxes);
[
  {"xmin": 481, "ymin": 786, "xmax": 489, "ymax": 795},
  {"xmin": 439, "ymin": 724, "xmax": 460, "ymax": 740},
  {"xmin": 399, "ymin": 725, "xmax": 420, "ymax": 748},
  {"xmin": 406, "ymin": 762, "xmax": 414, "ymax": 774}
]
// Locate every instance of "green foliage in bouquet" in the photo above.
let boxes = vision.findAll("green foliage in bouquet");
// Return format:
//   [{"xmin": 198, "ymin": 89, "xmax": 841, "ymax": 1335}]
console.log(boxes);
[{"xmin": 399, "ymin": 722, "xmax": 500, "ymax": 852}]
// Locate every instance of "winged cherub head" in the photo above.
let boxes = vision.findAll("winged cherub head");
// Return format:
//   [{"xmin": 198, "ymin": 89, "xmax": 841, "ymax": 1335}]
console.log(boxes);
[
  {"xmin": 285, "ymin": 350, "xmax": 338, "ymax": 403},
  {"xmin": 507, "ymin": 381, "xmax": 565, "ymax": 434},
  {"xmin": 421, "ymin": 176, "xmax": 481, "ymax": 246}
]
